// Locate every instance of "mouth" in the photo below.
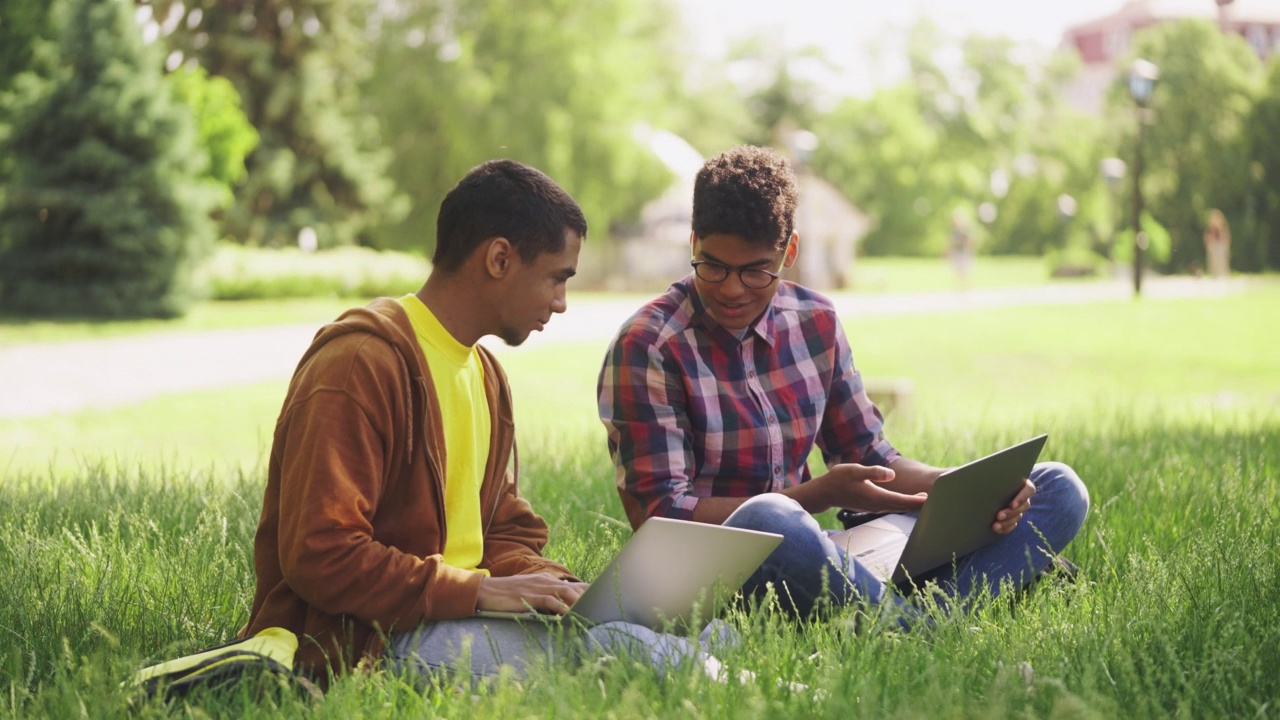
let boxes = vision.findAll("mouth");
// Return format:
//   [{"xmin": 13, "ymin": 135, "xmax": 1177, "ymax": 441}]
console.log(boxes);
[{"xmin": 714, "ymin": 302, "xmax": 752, "ymax": 318}]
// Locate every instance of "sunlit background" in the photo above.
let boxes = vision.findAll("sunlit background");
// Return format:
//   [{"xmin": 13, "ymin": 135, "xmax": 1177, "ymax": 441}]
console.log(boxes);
[{"xmin": 3, "ymin": 0, "xmax": 1278, "ymax": 313}]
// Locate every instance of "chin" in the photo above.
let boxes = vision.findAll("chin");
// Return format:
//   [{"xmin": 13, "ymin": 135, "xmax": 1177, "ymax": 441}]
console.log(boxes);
[{"xmin": 499, "ymin": 329, "xmax": 530, "ymax": 347}]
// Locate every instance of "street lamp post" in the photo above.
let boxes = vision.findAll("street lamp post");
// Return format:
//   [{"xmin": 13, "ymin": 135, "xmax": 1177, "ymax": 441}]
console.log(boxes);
[
  {"xmin": 1100, "ymin": 157, "xmax": 1127, "ymax": 263},
  {"xmin": 1128, "ymin": 58, "xmax": 1159, "ymax": 296},
  {"xmin": 1057, "ymin": 193, "xmax": 1077, "ymax": 250}
]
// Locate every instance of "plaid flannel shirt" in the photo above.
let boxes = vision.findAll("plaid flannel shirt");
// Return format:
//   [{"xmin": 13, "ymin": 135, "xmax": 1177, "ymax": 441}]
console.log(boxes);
[{"xmin": 598, "ymin": 275, "xmax": 899, "ymax": 526}]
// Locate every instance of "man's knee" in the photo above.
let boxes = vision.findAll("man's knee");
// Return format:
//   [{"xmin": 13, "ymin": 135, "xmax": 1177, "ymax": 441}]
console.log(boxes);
[
  {"xmin": 723, "ymin": 493, "xmax": 809, "ymax": 534},
  {"xmin": 1032, "ymin": 461, "xmax": 1090, "ymax": 530}
]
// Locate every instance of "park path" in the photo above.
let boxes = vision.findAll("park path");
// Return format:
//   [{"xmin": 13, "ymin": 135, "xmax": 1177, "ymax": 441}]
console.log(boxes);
[{"xmin": 0, "ymin": 276, "xmax": 1244, "ymax": 420}]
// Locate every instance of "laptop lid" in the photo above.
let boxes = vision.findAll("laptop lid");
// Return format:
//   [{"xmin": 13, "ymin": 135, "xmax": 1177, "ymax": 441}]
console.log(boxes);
[
  {"xmin": 477, "ymin": 516, "xmax": 782, "ymax": 631},
  {"xmin": 891, "ymin": 434, "xmax": 1048, "ymax": 584},
  {"xmin": 571, "ymin": 516, "xmax": 783, "ymax": 630}
]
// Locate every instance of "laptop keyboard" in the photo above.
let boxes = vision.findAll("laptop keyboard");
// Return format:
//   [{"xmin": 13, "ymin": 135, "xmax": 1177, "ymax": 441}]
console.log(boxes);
[{"xmin": 852, "ymin": 544, "xmax": 901, "ymax": 577}]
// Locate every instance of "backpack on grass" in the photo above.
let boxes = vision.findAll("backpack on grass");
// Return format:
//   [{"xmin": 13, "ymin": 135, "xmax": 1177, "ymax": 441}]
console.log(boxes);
[{"xmin": 130, "ymin": 627, "xmax": 321, "ymax": 701}]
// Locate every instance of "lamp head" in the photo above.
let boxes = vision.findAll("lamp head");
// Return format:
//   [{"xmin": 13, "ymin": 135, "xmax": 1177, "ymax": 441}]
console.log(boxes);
[{"xmin": 1129, "ymin": 58, "xmax": 1159, "ymax": 107}]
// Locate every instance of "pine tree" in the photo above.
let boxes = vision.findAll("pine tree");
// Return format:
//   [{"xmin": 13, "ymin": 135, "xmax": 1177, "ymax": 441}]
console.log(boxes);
[
  {"xmin": 0, "ymin": 0, "xmax": 56, "ymax": 93},
  {"xmin": 0, "ymin": 0, "xmax": 217, "ymax": 318}
]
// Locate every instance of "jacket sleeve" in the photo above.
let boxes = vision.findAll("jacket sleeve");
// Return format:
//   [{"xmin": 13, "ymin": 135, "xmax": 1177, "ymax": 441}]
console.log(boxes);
[
  {"xmin": 480, "ymin": 469, "xmax": 578, "ymax": 580},
  {"xmin": 273, "ymin": 339, "xmax": 482, "ymax": 626}
]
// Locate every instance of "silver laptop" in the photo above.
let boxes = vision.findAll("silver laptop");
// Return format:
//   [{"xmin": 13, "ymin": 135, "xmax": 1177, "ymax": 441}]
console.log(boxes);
[
  {"xmin": 830, "ymin": 434, "xmax": 1048, "ymax": 586},
  {"xmin": 477, "ymin": 516, "xmax": 783, "ymax": 630}
]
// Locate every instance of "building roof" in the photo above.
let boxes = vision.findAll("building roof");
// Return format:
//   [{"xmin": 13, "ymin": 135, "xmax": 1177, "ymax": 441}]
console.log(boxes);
[{"xmin": 1066, "ymin": 0, "xmax": 1280, "ymax": 38}]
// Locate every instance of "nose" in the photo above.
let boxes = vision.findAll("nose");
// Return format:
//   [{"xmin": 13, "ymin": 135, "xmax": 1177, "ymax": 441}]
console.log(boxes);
[
  {"xmin": 551, "ymin": 285, "xmax": 568, "ymax": 314},
  {"xmin": 719, "ymin": 271, "xmax": 749, "ymax": 298}
]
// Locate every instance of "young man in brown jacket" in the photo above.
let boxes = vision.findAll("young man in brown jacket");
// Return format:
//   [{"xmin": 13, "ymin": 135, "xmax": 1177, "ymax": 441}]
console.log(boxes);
[{"xmin": 241, "ymin": 160, "xmax": 723, "ymax": 683}]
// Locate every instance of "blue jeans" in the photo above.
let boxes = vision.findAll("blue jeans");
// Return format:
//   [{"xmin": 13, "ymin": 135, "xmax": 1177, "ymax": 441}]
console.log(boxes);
[
  {"xmin": 723, "ymin": 462, "xmax": 1090, "ymax": 617},
  {"xmin": 389, "ymin": 617, "xmax": 738, "ymax": 682}
]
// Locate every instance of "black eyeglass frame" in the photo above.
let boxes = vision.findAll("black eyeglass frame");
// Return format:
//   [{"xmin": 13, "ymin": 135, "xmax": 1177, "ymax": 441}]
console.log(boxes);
[{"xmin": 690, "ymin": 260, "xmax": 783, "ymax": 290}]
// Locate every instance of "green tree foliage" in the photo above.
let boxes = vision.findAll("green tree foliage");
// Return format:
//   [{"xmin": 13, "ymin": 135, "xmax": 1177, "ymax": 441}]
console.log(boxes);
[
  {"xmin": 0, "ymin": 0, "xmax": 56, "ymax": 92},
  {"xmin": 365, "ymin": 0, "xmax": 676, "ymax": 253},
  {"xmin": 167, "ymin": 66, "xmax": 260, "ymax": 209},
  {"xmin": 1108, "ymin": 20, "xmax": 1261, "ymax": 272},
  {"xmin": 0, "ymin": 0, "xmax": 217, "ymax": 318},
  {"xmin": 812, "ymin": 20, "xmax": 1107, "ymax": 258},
  {"xmin": 1247, "ymin": 57, "xmax": 1280, "ymax": 271},
  {"xmin": 146, "ymin": 0, "xmax": 403, "ymax": 248},
  {"xmin": 0, "ymin": 0, "xmax": 61, "ymax": 190},
  {"xmin": 724, "ymin": 35, "xmax": 828, "ymax": 149},
  {"xmin": 814, "ymin": 84, "xmax": 947, "ymax": 256}
]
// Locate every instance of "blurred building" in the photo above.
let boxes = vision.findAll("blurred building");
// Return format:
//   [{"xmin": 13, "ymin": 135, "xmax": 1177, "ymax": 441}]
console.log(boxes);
[
  {"xmin": 614, "ymin": 125, "xmax": 868, "ymax": 291},
  {"xmin": 1060, "ymin": 0, "xmax": 1280, "ymax": 113}
]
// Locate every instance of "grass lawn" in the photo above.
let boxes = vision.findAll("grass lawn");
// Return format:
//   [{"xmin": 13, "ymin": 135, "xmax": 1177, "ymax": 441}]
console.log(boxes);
[
  {"xmin": 1, "ymin": 282, "xmax": 1278, "ymax": 717},
  {"xmin": 0, "ymin": 298, "xmax": 359, "ymax": 347},
  {"xmin": 847, "ymin": 255, "xmax": 1085, "ymax": 293}
]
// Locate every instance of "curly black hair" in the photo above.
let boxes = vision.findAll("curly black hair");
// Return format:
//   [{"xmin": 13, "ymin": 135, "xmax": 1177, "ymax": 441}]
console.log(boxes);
[{"xmin": 692, "ymin": 146, "xmax": 798, "ymax": 251}]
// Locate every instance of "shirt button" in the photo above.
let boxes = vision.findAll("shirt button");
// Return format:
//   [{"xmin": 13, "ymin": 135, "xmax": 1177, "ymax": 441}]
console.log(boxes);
[
  {"xmin": 773, "ymin": 466, "xmax": 781, "ymax": 475},
  {"xmin": 768, "ymin": 415, "xmax": 776, "ymax": 424},
  {"xmin": 748, "ymin": 371, "xmax": 756, "ymax": 378}
]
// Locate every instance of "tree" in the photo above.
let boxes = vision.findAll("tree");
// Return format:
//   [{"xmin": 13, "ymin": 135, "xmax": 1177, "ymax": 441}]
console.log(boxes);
[
  {"xmin": 0, "ymin": 0, "xmax": 57, "ymax": 93},
  {"xmin": 813, "ymin": 85, "xmax": 949, "ymax": 256},
  {"xmin": 0, "ymin": 0, "xmax": 61, "ymax": 191},
  {"xmin": 145, "ymin": 0, "xmax": 403, "ymax": 248},
  {"xmin": 167, "ymin": 66, "xmax": 260, "ymax": 209},
  {"xmin": 812, "ymin": 19, "xmax": 1107, "ymax": 258},
  {"xmin": 364, "ymin": 0, "xmax": 676, "ymax": 253},
  {"xmin": 1247, "ymin": 56, "xmax": 1280, "ymax": 271},
  {"xmin": 0, "ymin": 0, "xmax": 218, "ymax": 318},
  {"xmin": 1107, "ymin": 20, "xmax": 1261, "ymax": 272},
  {"xmin": 722, "ymin": 34, "xmax": 829, "ymax": 149}
]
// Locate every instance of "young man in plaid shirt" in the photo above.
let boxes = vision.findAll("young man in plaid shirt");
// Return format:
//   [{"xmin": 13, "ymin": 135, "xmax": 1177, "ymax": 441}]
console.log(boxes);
[{"xmin": 597, "ymin": 146, "xmax": 1089, "ymax": 617}]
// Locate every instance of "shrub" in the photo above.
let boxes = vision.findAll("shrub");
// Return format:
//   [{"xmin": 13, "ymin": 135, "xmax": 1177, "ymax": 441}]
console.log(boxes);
[
  {"xmin": 198, "ymin": 243, "xmax": 430, "ymax": 301},
  {"xmin": 1045, "ymin": 243, "xmax": 1108, "ymax": 279}
]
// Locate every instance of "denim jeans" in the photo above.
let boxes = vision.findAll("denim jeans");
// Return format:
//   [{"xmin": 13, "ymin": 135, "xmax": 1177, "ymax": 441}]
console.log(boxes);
[
  {"xmin": 389, "ymin": 617, "xmax": 737, "ymax": 682},
  {"xmin": 722, "ymin": 462, "xmax": 1090, "ymax": 617}
]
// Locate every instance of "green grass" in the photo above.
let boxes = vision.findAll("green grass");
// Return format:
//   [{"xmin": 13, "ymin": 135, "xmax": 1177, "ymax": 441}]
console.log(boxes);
[
  {"xmin": 2, "ymin": 283, "xmax": 1279, "ymax": 717},
  {"xmin": 8, "ymin": 281, "xmax": 1274, "ymax": 478},
  {"xmin": 848, "ymin": 255, "xmax": 1081, "ymax": 293},
  {"xmin": 0, "ymin": 298, "xmax": 358, "ymax": 347}
]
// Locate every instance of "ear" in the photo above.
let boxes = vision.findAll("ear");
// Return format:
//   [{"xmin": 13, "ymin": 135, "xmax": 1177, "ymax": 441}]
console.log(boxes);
[
  {"xmin": 782, "ymin": 232, "xmax": 800, "ymax": 269},
  {"xmin": 484, "ymin": 237, "xmax": 514, "ymax": 279},
  {"xmin": 688, "ymin": 231, "xmax": 698, "ymax": 257}
]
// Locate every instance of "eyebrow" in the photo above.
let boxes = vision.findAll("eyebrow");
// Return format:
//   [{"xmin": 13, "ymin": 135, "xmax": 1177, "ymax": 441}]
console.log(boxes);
[{"xmin": 699, "ymin": 250, "xmax": 774, "ymax": 269}]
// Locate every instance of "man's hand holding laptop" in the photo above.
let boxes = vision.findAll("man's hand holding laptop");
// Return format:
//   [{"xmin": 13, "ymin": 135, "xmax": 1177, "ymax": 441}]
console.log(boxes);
[
  {"xmin": 993, "ymin": 480, "xmax": 1036, "ymax": 534},
  {"xmin": 853, "ymin": 457, "xmax": 1038, "ymax": 535}
]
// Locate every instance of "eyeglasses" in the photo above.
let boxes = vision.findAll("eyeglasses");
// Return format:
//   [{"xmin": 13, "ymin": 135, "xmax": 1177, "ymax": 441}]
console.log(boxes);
[{"xmin": 690, "ymin": 260, "xmax": 781, "ymax": 290}]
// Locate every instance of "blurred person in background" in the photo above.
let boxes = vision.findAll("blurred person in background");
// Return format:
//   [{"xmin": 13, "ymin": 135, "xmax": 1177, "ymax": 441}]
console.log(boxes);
[{"xmin": 1204, "ymin": 209, "xmax": 1231, "ymax": 278}]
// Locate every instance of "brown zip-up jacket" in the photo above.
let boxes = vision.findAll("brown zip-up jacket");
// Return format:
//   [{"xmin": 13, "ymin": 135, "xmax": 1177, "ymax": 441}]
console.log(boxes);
[{"xmin": 240, "ymin": 298, "xmax": 574, "ymax": 676}]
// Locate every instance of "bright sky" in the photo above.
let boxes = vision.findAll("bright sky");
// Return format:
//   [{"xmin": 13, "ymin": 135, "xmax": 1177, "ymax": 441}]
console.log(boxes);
[{"xmin": 676, "ymin": 0, "xmax": 1128, "ymax": 96}]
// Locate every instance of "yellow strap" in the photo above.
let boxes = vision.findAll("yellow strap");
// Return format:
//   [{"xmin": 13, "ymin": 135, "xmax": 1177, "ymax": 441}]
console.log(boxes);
[{"xmin": 132, "ymin": 627, "xmax": 297, "ymax": 686}]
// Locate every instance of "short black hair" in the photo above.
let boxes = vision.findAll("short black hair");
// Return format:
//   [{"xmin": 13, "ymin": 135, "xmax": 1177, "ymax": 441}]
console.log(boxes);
[
  {"xmin": 433, "ymin": 159, "xmax": 587, "ymax": 272},
  {"xmin": 692, "ymin": 146, "xmax": 798, "ymax": 252}
]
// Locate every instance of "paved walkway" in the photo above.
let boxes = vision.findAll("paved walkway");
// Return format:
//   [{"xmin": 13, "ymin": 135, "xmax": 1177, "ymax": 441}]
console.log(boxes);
[{"xmin": 0, "ymin": 277, "xmax": 1245, "ymax": 420}]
